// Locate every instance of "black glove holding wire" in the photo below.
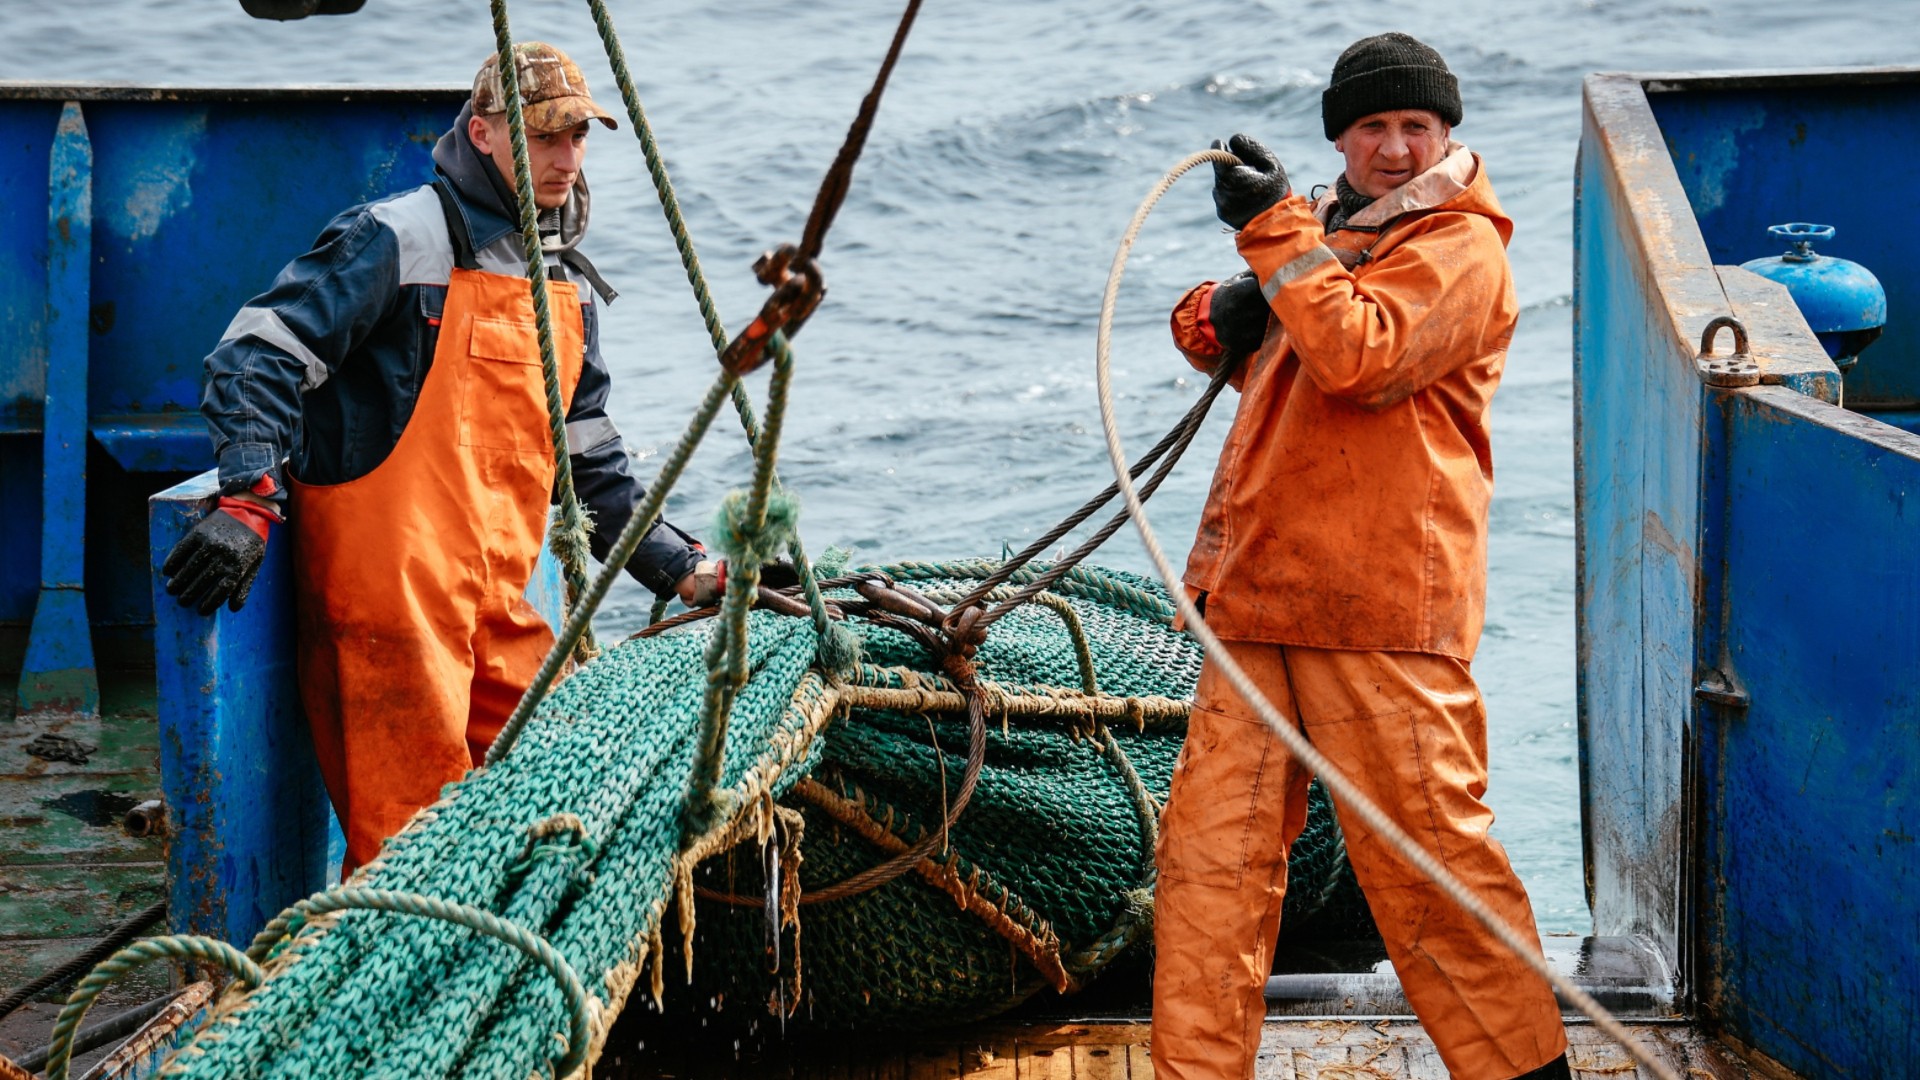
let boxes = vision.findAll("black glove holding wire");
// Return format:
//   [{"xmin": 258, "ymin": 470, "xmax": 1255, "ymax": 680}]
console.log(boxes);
[
  {"xmin": 1211, "ymin": 133, "xmax": 1291, "ymax": 230},
  {"xmin": 1209, "ymin": 271, "xmax": 1271, "ymax": 356}
]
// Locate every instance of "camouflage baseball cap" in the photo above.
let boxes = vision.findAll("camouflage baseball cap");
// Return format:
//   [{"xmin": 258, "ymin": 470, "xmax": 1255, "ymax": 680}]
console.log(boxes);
[{"xmin": 472, "ymin": 42, "xmax": 618, "ymax": 133}]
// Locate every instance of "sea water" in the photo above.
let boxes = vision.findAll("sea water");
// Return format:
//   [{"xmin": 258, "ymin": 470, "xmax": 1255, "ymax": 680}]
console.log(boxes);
[{"xmin": 12, "ymin": 0, "xmax": 1907, "ymax": 932}]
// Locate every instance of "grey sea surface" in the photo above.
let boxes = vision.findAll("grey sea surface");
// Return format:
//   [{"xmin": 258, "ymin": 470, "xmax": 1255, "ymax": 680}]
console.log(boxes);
[{"xmin": 10, "ymin": 0, "xmax": 1908, "ymax": 933}]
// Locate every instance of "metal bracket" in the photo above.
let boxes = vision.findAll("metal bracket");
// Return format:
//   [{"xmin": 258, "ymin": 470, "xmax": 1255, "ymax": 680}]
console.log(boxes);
[
  {"xmin": 1696, "ymin": 315, "xmax": 1761, "ymax": 387},
  {"xmin": 1694, "ymin": 668, "xmax": 1750, "ymax": 710},
  {"xmin": 20, "ymin": 101, "xmax": 98, "ymax": 718}
]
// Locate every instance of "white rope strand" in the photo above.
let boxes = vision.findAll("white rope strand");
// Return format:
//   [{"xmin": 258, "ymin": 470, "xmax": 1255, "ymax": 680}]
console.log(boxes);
[{"xmin": 1094, "ymin": 149, "xmax": 1679, "ymax": 1080}]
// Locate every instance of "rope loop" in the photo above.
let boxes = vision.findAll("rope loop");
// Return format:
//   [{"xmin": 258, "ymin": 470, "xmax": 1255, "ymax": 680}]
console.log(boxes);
[
  {"xmin": 45, "ymin": 936, "xmax": 263, "ymax": 1080},
  {"xmin": 510, "ymin": 813, "xmax": 602, "ymax": 892},
  {"xmin": 254, "ymin": 888, "xmax": 594, "ymax": 1079}
]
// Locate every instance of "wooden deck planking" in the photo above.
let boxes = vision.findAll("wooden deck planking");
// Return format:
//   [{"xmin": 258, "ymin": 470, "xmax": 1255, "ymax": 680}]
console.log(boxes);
[{"xmin": 602, "ymin": 1020, "xmax": 1765, "ymax": 1079}]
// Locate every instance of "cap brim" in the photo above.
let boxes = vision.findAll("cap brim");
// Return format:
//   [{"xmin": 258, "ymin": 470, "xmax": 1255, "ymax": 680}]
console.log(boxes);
[{"xmin": 525, "ymin": 97, "xmax": 619, "ymax": 133}]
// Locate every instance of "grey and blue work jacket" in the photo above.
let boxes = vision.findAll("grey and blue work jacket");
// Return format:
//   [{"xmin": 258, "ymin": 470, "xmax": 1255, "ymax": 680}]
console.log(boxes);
[{"xmin": 200, "ymin": 104, "xmax": 701, "ymax": 598}]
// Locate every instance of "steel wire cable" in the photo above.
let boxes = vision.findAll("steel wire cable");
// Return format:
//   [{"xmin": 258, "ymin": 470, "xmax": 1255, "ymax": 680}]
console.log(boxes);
[{"xmin": 1093, "ymin": 149, "xmax": 1680, "ymax": 1080}]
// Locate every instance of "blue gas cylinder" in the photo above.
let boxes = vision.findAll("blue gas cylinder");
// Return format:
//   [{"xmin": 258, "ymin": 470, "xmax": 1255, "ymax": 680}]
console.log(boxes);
[{"xmin": 1739, "ymin": 223, "xmax": 1887, "ymax": 367}]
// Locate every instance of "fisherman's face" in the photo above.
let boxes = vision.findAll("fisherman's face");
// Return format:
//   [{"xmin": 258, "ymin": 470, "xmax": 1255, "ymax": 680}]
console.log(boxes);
[
  {"xmin": 1334, "ymin": 109, "xmax": 1450, "ymax": 199},
  {"xmin": 469, "ymin": 115, "xmax": 590, "ymax": 210}
]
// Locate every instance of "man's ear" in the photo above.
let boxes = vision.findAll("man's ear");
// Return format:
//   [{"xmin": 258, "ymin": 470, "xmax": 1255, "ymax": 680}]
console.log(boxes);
[{"xmin": 467, "ymin": 112, "xmax": 494, "ymax": 154}]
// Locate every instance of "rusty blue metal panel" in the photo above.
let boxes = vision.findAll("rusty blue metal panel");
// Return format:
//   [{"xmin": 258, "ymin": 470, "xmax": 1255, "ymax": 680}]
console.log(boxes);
[
  {"xmin": 20, "ymin": 102, "xmax": 98, "ymax": 716},
  {"xmin": 1583, "ymin": 65, "xmax": 1920, "ymax": 1074},
  {"xmin": 1575, "ymin": 74, "xmax": 1728, "ymax": 972},
  {"xmin": 0, "ymin": 84, "xmax": 465, "ymax": 642},
  {"xmin": 1648, "ymin": 74, "xmax": 1920, "ymax": 408},
  {"xmin": 1697, "ymin": 384, "xmax": 1920, "ymax": 1075},
  {"xmin": 150, "ymin": 470, "xmax": 335, "ymax": 945}
]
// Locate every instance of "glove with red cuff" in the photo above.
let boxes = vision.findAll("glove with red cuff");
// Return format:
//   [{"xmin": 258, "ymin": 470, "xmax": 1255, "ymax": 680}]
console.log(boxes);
[
  {"xmin": 681, "ymin": 555, "xmax": 804, "ymax": 608},
  {"xmin": 161, "ymin": 477, "xmax": 284, "ymax": 616}
]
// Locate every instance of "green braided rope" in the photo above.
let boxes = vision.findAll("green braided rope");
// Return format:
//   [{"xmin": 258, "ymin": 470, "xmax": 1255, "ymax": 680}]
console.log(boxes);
[
  {"xmin": 45, "ymin": 936, "xmax": 264, "ymax": 1080},
  {"xmin": 584, "ymin": 0, "xmax": 850, "ymax": 666},
  {"xmin": 486, "ymin": 0, "xmax": 595, "ymax": 657},
  {"xmin": 687, "ymin": 337, "xmax": 798, "ymax": 838},
  {"xmin": 239, "ymin": 888, "xmax": 593, "ymax": 1080}
]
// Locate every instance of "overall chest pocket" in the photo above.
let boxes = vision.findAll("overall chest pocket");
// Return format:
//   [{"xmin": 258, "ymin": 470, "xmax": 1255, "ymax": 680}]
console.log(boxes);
[{"xmin": 461, "ymin": 315, "xmax": 553, "ymax": 455}]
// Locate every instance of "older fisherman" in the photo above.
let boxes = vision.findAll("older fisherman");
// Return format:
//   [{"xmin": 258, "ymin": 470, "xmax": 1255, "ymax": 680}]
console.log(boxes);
[
  {"xmin": 160, "ymin": 44, "xmax": 731, "ymax": 871},
  {"xmin": 1153, "ymin": 33, "xmax": 1570, "ymax": 1080}
]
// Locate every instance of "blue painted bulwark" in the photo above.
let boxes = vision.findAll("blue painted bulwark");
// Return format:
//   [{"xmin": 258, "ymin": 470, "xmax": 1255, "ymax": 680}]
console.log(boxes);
[
  {"xmin": 20, "ymin": 101, "xmax": 97, "ymax": 716},
  {"xmin": 151, "ymin": 471, "xmax": 336, "ymax": 945},
  {"xmin": 1580, "ymin": 67, "xmax": 1918, "ymax": 1077},
  {"xmin": 0, "ymin": 84, "xmax": 467, "ymax": 646}
]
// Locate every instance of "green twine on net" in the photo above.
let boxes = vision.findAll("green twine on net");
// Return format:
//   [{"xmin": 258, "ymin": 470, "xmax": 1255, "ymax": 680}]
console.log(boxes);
[{"xmin": 241, "ymin": 887, "xmax": 596, "ymax": 1080}]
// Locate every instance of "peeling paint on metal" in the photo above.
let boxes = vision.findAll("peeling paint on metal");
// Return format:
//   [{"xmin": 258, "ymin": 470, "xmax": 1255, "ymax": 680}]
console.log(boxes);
[
  {"xmin": 106, "ymin": 110, "xmax": 208, "ymax": 242},
  {"xmin": 1670, "ymin": 103, "xmax": 1766, "ymax": 216}
]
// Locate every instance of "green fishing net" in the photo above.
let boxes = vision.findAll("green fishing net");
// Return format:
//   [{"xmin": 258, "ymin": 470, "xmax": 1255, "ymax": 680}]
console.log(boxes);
[{"xmin": 160, "ymin": 561, "xmax": 1371, "ymax": 1079}]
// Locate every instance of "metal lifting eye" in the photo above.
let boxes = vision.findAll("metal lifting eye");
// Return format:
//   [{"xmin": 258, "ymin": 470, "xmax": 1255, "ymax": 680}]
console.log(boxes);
[
  {"xmin": 1696, "ymin": 316, "xmax": 1760, "ymax": 388},
  {"xmin": 1698, "ymin": 315, "xmax": 1750, "ymax": 359}
]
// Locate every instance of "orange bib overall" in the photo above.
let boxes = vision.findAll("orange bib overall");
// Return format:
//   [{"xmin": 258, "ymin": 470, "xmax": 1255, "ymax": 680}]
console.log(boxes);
[{"xmin": 291, "ymin": 265, "xmax": 582, "ymax": 871}]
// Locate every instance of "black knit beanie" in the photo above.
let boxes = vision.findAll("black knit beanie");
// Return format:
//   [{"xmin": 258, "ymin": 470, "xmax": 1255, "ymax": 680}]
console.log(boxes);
[{"xmin": 1321, "ymin": 32, "xmax": 1463, "ymax": 140}]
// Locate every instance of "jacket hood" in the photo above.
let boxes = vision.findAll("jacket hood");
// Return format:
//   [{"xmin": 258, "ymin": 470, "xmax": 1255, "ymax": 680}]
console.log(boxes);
[
  {"xmin": 1314, "ymin": 142, "xmax": 1512, "ymax": 245},
  {"xmin": 431, "ymin": 103, "xmax": 616, "ymax": 300}
]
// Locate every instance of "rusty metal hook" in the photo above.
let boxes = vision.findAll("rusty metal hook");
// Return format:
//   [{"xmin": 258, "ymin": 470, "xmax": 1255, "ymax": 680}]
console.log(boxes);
[{"xmin": 719, "ymin": 245, "xmax": 828, "ymax": 376}]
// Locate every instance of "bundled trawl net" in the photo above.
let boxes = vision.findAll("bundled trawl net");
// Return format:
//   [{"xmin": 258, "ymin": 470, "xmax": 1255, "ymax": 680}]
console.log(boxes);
[{"xmin": 157, "ymin": 562, "xmax": 1369, "ymax": 1078}]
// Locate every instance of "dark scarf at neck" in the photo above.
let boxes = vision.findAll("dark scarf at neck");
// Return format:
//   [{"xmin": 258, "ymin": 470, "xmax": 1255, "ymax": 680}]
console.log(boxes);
[{"xmin": 1326, "ymin": 175, "xmax": 1377, "ymax": 233}]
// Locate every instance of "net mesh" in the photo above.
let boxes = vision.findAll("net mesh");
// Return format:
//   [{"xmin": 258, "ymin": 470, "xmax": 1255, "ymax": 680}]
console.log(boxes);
[
  {"xmin": 160, "ymin": 562, "xmax": 1372, "ymax": 1077},
  {"xmin": 683, "ymin": 563, "xmax": 1372, "ymax": 1028}
]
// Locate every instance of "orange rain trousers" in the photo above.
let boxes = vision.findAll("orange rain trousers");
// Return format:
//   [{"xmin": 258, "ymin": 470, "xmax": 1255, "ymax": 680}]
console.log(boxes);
[
  {"xmin": 1151, "ymin": 640, "xmax": 1567, "ymax": 1079},
  {"xmin": 291, "ymin": 267, "xmax": 583, "ymax": 871}
]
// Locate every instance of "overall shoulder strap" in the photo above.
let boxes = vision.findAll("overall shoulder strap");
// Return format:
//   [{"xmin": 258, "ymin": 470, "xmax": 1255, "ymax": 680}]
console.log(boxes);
[{"xmin": 430, "ymin": 180, "xmax": 479, "ymax": 272}]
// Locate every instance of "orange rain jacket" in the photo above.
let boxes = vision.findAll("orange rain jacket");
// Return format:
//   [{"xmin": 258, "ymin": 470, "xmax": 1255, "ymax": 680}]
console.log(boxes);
[{"xmin": 1170, "ymin": 144, "xmax": 1516, "ymax": 660}]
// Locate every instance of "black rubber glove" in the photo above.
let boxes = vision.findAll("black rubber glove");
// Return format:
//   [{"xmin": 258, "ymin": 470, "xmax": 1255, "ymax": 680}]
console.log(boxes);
[
  {"xmin": 162, "ymin": 500, "xmax": 274, "ymax": 615},
  {"xmin": 1209, "ymin": 271, "xmax": 1270, "ymax": 356},
  {"xmin": 1212, "ymin": 133, "xmax": 1291, "ymax": 231}
]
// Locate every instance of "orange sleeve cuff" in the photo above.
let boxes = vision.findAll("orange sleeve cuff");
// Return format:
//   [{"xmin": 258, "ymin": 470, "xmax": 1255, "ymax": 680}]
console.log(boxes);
[{"xmin": 1170, "ymin": 281, "xmax": 1226, "ymax": 373}]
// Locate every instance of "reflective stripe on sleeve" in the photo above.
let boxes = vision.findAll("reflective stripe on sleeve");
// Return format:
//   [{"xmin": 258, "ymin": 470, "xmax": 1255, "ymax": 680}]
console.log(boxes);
[
  {"xmin": 1259, "ymin": 245, "xmax": 1338, "ymax": 303},
  {"xmin": 565, "ymin": 415, "xmax": 621, "ymax": 454},
  {"xmin": 221, "ymin": 306, "xmax": 330, "ymax": 391}
]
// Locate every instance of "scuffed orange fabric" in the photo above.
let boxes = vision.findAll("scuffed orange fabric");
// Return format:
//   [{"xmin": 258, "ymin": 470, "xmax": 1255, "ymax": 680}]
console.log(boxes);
[
  {"xmin": 1150, "ymin": 641, "xmax": 1568, "ymax": 1079},
  {"xmin": 1171, "ymin": 145, "xmax": 1516, "ymax": 659},
  {"xmin": 291, "ymin": 267, "xmax": 583, "ymax": 871}
]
